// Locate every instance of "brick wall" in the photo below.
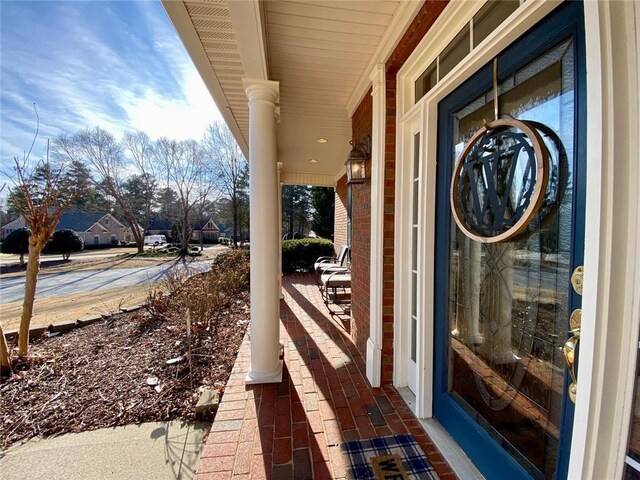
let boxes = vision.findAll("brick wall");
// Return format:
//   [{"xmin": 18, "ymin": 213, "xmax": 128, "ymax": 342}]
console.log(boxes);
[
  {"xmin": 350, "ymin": 89, "xmax": 373, "ymax": 357},
  {"xmin": 382, "ymin": 0, "xmax": 449, "ymax": 383},
  {"xmin": 334, "ymin": 175, "xmax": 348, "ymax": 256},
  {"xmin": 342, "ymin": 1, "xmax": 448, "ymax": 382}
]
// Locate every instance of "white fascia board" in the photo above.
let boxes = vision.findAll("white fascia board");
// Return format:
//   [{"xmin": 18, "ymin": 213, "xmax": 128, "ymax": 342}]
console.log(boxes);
[
  {"xmin": 160, "ymin": 0, "xmax": 249, "ymax": 157},
  {"xmin": 280, "ymin": 171, "xmax": 336, "ymax": 187},
  {"xmin": 227, "ymin": 0, "xmax": 269, "ymax": 80},
  {"xmin": 346, "ymin": 0, "xmax": 424, "ymax": 117}
]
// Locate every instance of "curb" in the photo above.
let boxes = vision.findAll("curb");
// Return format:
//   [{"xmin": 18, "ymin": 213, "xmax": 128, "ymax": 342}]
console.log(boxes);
[{"xmin": 3, "ymin": 304, "xmax": 145, "ymax": 341}]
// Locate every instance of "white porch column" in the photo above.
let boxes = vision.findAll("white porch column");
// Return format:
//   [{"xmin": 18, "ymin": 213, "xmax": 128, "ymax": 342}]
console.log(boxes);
[
  {"xmin": 367, "ymin": 64, "xmax": 386, "ymax": 387},
  {"xmin": 243, "ymin": 78, "xmax": 283, "ymax": 385}
]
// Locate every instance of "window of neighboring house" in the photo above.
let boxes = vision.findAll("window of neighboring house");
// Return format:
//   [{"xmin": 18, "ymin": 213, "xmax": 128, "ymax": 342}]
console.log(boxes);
[
  {"xmin": 104, "ymin": 217, "xmax": 108, "ymax": 224},
  {"xmin": 93, "ymin": 235, "xmax": 99, "ymax": 245},
  {"xmin": 110, "ymin": 234, "xmax": 116, "ymax": 244}
]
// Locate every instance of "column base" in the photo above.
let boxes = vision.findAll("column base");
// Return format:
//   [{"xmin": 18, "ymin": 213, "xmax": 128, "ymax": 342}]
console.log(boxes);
[
  {"xmin": 366, "ymin": 337, "xmax": 382, "ymax": 387},
  {"xmin": 245, "ymin": 360, "xmax": 283, "ymax": 384}
]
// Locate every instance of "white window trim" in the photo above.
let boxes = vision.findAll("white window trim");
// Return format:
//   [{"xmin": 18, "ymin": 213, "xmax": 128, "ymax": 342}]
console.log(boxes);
[
  {"xmin": 393, "ymin": 108, "xmax": 421, "ymax": 393},
  {"xmin": 394, "ymin": 0, "xmax": 640, "ymax": 478}
]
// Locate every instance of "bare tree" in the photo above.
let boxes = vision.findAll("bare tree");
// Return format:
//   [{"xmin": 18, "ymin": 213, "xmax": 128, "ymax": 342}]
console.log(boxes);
[
  {"xmin": 153, "ymin": 138, "xmax": 218, "ymax": 252},
  {"xmin": 54, "ymin": 127, "xmax": 147, "ymax": 252},
  {"xmin": 3, "ymin": 111, "xmax": 78, "ymax": 361},
  {"xmin": 203, "ymin": 122, "xmax": 248, "ymax": 247},
  {"xmin": 122, "ymin": 131, "xmax": 157, "ymax": 238}
]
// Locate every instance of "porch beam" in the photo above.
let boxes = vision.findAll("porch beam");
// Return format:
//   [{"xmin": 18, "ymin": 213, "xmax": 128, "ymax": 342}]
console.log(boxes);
[{"xmin": 243, "ymin": 78, "xmax": 283, "ymax": 385}]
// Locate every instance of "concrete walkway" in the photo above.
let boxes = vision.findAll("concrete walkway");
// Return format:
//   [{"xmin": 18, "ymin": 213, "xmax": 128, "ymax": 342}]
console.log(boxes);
[{"xmin": 0, "ymin": 421, "xmax": 210, "ymax": 480}]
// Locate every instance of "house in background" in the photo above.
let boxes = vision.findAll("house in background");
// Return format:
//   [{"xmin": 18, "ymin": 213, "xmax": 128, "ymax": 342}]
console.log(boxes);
[
  {"xmin": 191, "ymin": 218, "xmax": 220, "ymax": 244},
  {"xmin": 1, "ymin": 207, "xmax": 130, "ymax": 246},
  {"xmin": 163, "ymin": 1, "xmax": 640, "ymax": 479},
  {"xmin": 147, "ymin": 217, "xmax": 220, "ymax": 244},
  {"xmin": 146, "ymin": 218, "xmax": 174, "ymax": 239},
  {"xmin": 0, "ymin": 216, "xmax": 24, "ymax": 241}
]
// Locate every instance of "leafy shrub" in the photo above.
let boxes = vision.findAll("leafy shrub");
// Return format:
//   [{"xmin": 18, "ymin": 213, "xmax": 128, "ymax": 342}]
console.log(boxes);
[
  {"xmin": 46, "ymin": 229, "xmax": 84, "ymax": 260},
  {"xmin": 281, "ymin": 238, "xmax": 334, "ymax": 273},
  {"xmin": 1, "ymin": 228, "xmax": 31, "ymax": 264},
  {"xmin": 210, "ymin": 249, "xmax": 250, "ymax": 292},
  {"xmin": 148, "ymin": 249, "xmax": 251, "ymax": 334}
]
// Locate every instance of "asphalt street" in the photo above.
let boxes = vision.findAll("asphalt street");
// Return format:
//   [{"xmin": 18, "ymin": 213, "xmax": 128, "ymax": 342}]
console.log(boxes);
[{"xmin": 0, "ymin": 262, "xmax": 211, "ymax": 304}]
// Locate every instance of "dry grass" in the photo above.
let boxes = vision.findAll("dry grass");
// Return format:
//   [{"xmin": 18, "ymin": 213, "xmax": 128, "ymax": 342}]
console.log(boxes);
[{"xmin": 0, "ymin": 286, "xmax": 151, "ymax": 331}]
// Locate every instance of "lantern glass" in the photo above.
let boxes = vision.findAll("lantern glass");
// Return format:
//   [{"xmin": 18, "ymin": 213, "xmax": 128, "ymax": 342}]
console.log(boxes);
[
  {"xmin": 345, "ymin": 142, "xmax": 368, "ymax": 184},
  {"xmin": 346, "ymin": 158, "xmax": 366, "ymax": 183}
]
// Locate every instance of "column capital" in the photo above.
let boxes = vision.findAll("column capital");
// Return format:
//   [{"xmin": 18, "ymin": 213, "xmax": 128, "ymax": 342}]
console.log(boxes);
[
  {"xmin": 369, "ymin": 64, "xmax": 385, "ymax": 95},
  {"xmin": 242, "ymin": 78, "xmax": 280, "ymax": 106}
]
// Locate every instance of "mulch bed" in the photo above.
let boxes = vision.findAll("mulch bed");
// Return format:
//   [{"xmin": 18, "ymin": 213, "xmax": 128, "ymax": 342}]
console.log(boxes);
[{"xmin": 0, "ymin": 293, "xmax": 249, "ymax": 450}]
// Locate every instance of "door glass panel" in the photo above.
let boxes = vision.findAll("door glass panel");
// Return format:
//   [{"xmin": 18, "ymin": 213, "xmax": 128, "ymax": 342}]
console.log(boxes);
[
  {"xmin": 446, "ymin": 39, "xmax": 575, "ymax": 479},
  {"xmin": 416, "ymin": 60, "xmax": 437, "ymax": 103},
  {"xmin": 440, "ymin": 25, "xmax": 470, "ymax": 80},
  {"xmin": 473, "ymin": 1, "xmax": 520, "ymax": 48}
]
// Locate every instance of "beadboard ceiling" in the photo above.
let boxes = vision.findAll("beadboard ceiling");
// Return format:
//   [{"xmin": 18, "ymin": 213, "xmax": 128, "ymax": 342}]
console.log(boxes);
[{"xmin": 163, "ymin": 0, "xmax": 414, "ymax": 185}]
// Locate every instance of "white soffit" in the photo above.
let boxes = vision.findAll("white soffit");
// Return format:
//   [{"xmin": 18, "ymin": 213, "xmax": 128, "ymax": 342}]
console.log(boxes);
[
  {"xmin": 162, "ymin": 0, "xmax": 250, "ymax": 155},
  {"xmin": 164, "ymin": 0, "xmax": 416, "ymax": 179},
  {"xmin": 265, "ymin": 0, "xmax": 405, "ymax": 178}
]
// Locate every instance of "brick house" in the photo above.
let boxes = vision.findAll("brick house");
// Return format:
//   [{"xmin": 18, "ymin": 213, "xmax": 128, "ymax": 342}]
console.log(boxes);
[
  {"xmin": 163, "ymin": 1, "xmax": 640, "ymax": 479},
  {"xmin": 1, "ymin": 207, "xmax": 132, "ymax": 246}
]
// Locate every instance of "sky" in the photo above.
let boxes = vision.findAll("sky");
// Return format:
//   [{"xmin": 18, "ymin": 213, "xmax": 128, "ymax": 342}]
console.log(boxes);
[{"xmin": 0, "ymin": 0, "xmax": 222, "ymax": 179}]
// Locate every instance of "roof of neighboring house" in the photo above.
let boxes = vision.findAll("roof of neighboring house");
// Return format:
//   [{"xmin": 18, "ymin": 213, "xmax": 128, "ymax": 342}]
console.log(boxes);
[
  {"xmin": 147, "ymin": 218, "xmax": 174, "ymax": 231},
  {"xmin": 193, "ymin": 219, "xmax": 220, "ymax": 231},
  {"xmin": 1, "ymin": 217, "xmax": 25, "ymax": 230},
  {"xmin": 57, "ymin": 207, "xmax": 108, "ymax": 232},
  {"xmin": 2, "ymin": 208, "xmax": 127, "ymax": 233}
]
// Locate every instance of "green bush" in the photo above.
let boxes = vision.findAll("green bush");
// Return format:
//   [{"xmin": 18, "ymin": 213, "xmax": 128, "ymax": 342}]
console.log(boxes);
[
  {"xmin": 282, "ymin": 238, "xmax": 334, "ymax": 273},
  {"xmin": 1, "ymin": 228, "xmax": 31, "ymax": 264},
  {"xmin": 46, "ymin": 229, "xmax": 84, "ymax": 260}
]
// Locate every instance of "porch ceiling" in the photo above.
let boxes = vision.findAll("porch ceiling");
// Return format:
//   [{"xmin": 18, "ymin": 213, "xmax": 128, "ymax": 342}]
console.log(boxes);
[{"xmin": 163, "ymin": 0, "xmax": 417, "ymax": 185}]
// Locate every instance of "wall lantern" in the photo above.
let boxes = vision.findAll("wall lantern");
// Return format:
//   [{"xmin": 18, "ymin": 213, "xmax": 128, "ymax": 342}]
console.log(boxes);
[{"xmin": 345, "ymin": 135, "xmax": 370, "ymax": 184}]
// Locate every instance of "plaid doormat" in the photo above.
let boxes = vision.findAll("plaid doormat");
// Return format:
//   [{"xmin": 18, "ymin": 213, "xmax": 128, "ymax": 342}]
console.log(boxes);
[{"xmin": 341, "ymin": 434, "xmax": 439, "ymax": 480}]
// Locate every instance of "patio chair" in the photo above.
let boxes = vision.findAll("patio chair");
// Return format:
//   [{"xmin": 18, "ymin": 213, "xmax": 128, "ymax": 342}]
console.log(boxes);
[
  {"xmin": 314, "ymin": 245, "xmax": 350, "ymax": 283},
  {"xmin": 320, "ymin": 266, "xmax": 351, "ymax": 315}
]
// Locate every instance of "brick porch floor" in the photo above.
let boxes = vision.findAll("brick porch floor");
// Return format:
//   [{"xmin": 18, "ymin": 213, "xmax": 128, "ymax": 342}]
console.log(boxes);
[{"xmin": 194, "ymin": 274, "xmax": 457, "ymax": 480}]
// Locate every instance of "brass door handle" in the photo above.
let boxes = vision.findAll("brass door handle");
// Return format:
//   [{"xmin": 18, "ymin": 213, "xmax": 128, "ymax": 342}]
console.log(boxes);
[
  {"xmin": 564, "ymin": 308, "xmax": 581, "ymax": 403},
  {"xmin": 563, "ymin": 332, "xmax": 579, "ymax": 403},
  {"xmin": 566, "ymin": 268, "xmax": 583, "ymax": 404}
]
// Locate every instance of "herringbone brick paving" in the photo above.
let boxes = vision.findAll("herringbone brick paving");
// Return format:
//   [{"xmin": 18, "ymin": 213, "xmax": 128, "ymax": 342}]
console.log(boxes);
[{"xmin": 194, "ymin": 273, "xmax": 456, "ymax": 480}]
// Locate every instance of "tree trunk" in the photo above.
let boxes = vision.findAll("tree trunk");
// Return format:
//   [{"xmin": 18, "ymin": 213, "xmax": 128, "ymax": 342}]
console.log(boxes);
[
  {"xmin": 19, "ymin": 236, "xmax": 43, "ymax": 357},
  {"xmin": 0, "ymin": 323, "xmax": 10, "ymax": 372},
  {"xmin": 127, "ymin": 216, "xmax": 144, "ymax": 253},
  {"xmin": 182, "ymin": 211, "xmax": 190, "ymax": 253},
  {"xmin": 232, "ymin": 196, "xmax": 238, "ymax": 248}
]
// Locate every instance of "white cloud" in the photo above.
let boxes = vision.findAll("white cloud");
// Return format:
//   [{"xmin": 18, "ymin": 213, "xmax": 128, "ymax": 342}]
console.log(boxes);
[{"xmin": 118, "ymin": 64, "xmax": 221, "ymax": 141}]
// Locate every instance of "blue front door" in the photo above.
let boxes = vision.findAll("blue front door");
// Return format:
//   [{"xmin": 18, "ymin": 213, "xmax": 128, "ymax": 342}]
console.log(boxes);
[{"xmin": 433, "ymin": 3, "xmax": 586, "ymax": 479}]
